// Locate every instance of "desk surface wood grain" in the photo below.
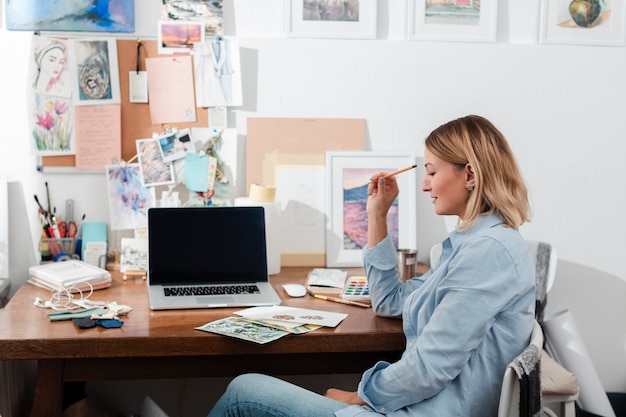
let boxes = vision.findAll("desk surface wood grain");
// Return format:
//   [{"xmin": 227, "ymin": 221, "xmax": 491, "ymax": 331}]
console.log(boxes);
[{"xmin": 0, "ymin": 267, "xmax": 408, "ymax": 361}]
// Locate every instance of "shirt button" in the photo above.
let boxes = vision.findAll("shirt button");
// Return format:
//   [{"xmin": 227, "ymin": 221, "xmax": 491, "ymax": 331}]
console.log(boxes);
[
  {"xmin": 380, "ymin": 408, "xmax": 385, "ymax": 413},
  {"xmin": 408, "ymin": 342, "xmax": 414, "ymax": 348}
]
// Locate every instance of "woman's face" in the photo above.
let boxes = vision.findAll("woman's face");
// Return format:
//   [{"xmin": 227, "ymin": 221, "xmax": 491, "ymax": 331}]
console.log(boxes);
[
  {"xmin": 421, "ymin": 148, "xmax": 471, "ymax": 219},
  {"xmin": 40, "ymin": 47, "xmax": 65, "ymax": 79}
]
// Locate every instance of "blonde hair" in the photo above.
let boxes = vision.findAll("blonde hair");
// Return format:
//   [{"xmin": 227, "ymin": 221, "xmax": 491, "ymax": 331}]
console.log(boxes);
[{"xmin": 425, "ymin": 115, "xmax": 531, "ymax": 232}]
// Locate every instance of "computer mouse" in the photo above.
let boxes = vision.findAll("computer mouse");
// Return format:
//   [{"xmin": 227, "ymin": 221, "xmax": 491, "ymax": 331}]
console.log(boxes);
[{"xmin": 282, "ymin": 283, "xmax": 307, "ymax": 298}]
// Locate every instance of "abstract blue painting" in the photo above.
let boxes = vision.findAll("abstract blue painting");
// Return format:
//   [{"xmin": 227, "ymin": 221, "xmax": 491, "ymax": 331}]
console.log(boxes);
[{"xmin": 5, "ymin": 0, "xmax": 135, "ymax": 33}]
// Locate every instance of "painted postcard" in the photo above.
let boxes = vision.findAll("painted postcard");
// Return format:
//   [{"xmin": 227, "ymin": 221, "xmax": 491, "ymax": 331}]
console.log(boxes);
[
  {"xmin": 162, "ymin": 0, "xmax": 224, "ymax": 36},
  {"xmin": 29, "ymin": 94, "xmax": 75, "ymax": 156},
  {"xmin": 29, "ymin": 36, "xmax": 72, "ymax": 99},
  {"xmin": 5, "ymin": 0, "xmax": 135, "ymax": 32},
  {"xmin": 158, "ymin": 20, "xmax": 205, "ymax": 54},
  {"xmin": 158, "ymin": 128, "xmax": 196, "ymax": 163},
  {"xmin": 136, "ymin": 138, "xmax": 176, "ymax": 187},
  {"xmin": 235, "ymin": 306, "xmax": 348, "ymax": 328},
  {"xmin": 106, "ymin": 164, "xmax": 156, "ymax": 230},
  {"xmin": 70, "ymin": 38, "xmax": 121, "ymax": 106},
  {"xmin": 195, "ymin": 317, "xmax": 289, "ymax": 344}
]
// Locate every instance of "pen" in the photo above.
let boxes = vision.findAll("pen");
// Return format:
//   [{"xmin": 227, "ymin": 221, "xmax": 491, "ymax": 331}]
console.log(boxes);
[
  {"xmin": 45, "ymin": 182, "xmax": 52, "ymax": 222},
  {"xmin": 307, "ymin": 291, "xmax": 371, "ymax": 308},
  {"xmin": 68, "ymin": 214, "xmax": 85, "ymax": 258},
  {"xmin": 383, "ymin": 164, "xmax": 418, "ymax": 179}
]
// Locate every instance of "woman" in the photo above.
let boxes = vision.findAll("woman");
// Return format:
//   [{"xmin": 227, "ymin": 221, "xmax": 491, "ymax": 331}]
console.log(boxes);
[
  {"xmin": 32, "ymin": 40, "xmax": 69, "ymax": 97},
  {"xmin": 207, "ymin": 115, "xmax": 535, "ymax": 417}
]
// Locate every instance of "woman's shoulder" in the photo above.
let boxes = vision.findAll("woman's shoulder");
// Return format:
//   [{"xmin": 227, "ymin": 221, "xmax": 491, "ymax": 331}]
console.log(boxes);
[{"xmin": 463, "ymin": 218, "xmax": 529, "ymax": 259}]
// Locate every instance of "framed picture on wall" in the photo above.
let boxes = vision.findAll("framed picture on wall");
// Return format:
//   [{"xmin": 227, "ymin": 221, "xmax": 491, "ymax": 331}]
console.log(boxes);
[
  {"xmin": 539, "ymin": 0, "xmax": 626, "ymax": 45},
  {"xmin": 285, "ymin": 0, "xmax": 377, "ymax": 39},
  {"xmin": 407, "ymin": 0, "xmax": 498, "ymax": 42},
  {"xmin": 326, "ymin": 151, "xmax": 417, "ymax": 267},
  {"xmin": 5, "ymin": 0, "xmax": 135, "ymax": 32}
]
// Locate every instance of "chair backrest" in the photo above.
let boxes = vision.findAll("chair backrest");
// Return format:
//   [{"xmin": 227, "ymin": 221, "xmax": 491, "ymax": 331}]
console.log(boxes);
[{"xmin": 498, "ymin": 320, "xmax": 544, "ymax": 417}]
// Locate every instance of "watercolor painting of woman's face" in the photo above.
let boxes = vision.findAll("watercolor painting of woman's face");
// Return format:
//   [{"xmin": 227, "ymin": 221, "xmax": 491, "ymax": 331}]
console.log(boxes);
[{"xmin": 30, "ymin": 36, "xmax": 72, "ymax": 98}]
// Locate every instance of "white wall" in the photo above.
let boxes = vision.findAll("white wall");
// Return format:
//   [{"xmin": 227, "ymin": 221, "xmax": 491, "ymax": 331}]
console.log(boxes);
[{"xmin": 1, "ymin": 0, "xmax": 624, "ymax": 409}]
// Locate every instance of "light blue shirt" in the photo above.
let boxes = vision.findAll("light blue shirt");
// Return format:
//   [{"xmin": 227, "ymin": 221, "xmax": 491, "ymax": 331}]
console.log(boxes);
[{"xmin": 336, "ymin": 213, "xmax": 535, "ymax": 417}]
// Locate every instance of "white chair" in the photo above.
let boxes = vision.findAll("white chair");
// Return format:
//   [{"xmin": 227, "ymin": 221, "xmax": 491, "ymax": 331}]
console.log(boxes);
[{"xmin": 498, "ymin": 320, "xmax": 543, "ymax": 417}]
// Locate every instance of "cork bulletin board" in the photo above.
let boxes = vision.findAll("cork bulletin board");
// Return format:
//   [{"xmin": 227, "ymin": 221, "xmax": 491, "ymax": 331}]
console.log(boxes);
[{"xmin": 40, "ymin": 39, "xmax": 209, "ymax": 169}]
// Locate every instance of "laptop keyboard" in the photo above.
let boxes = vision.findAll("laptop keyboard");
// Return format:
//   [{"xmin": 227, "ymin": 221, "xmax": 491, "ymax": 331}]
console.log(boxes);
[{"xmin": 164, "ymin": 285, "xmax": 261, "ymax": 297}]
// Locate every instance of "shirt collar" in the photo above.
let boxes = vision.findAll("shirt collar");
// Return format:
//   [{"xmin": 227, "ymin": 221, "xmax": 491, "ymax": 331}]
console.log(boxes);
[{"xmin": 446, "ymin": 212, "xmax": 504, "ymax": 249}]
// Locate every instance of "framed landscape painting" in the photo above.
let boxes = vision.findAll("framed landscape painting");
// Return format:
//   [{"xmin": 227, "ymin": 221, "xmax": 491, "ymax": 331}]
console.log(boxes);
[
  {"xmin": 285, "ymin": 0, "xmax": 377, "ymax": 39},
  {"xmin": 325, "ymin": 151, "xmax": 417, "ymax": 267},
  {"xmin": 407, "ymin": 0, "xmax": 498, "ymax": 42}
]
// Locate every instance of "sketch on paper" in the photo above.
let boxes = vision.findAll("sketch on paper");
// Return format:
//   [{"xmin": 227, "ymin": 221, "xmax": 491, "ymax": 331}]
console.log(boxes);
[
  {"xmin": 120, "ymin": 237, "xmax": 148, "ymax": 272},
  {"xmin": 29, "ymin": 36, "xmax": 72, "ymax": 98},
  {"xmin": 71, "ymin": 38, "xmax": 120, "ymax": 105},
  {"xmin": 303, "ymin": 0, "xmax": 360, "ymax": 21},
  {"xmin": 5, "ymin": 0, "xmax": 134, "ymax": 32},
  {"xmin": 161, "ymin": 0, "xmax": 224, "ymax": 36},
  {"xmin": 29, "ymin": 94, "xmax": 74, "ymax": 156},
  {"xmin": 136, "ymin": 139, "xmax": 176, "ymax": 187},
  {"xmin": 193, "ymin": 39, "xmax": 243, "ymax": 107},
  {"xmin": 342, "ymin": 168, "xmax": 398, "ymax": 249},
  {"xmin": 106, "ymin": 164, "xmax": 156, "ymax": 230},
  {"xmin": 425, "ymin": 0, "xmax": 480, "ymax": 26}
]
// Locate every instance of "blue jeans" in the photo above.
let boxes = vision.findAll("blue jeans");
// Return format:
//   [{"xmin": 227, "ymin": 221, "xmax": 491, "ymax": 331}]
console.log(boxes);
[{"xmin": 207, "ymin": 373, "xmax": 349, "ymax": 417}]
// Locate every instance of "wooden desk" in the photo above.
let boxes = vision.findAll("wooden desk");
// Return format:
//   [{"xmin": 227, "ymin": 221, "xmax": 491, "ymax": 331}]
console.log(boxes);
[{"xmin": 0, "ymin": 267, "xmax": 405, "ymax": 417}]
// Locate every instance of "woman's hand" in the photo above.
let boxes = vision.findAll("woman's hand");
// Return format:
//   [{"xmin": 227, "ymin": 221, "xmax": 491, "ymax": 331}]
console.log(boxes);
[
  {"xmin": 325, "ymin": 388, "xmax": 366, "ymax": 405},
  {"xmin": 366, "ymin": 174, "xmax": 400, "ymax": 247},
  {"xmin": 367, "ymin": 174, "xmax": 399, "ymax": 217}
]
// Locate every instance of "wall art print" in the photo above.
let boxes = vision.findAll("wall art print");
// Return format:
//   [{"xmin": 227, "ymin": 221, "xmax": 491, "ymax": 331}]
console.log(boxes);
[
  {"xmin": 407, "ymin": 0, "xmax": 498, "ymax": 42},
  {"xmin": 325, "ymin": 151, "xmax": 417, "ymax": 267},
  {"xmin": 70, "ymin": 38, "xmax": 121, "ymax": 106},
  {"xmin": 106, "ymin": 163, "xmax": 156, "ymax": 230},
  {"xmin": 5, "ymin": 0, "xmax": 135, "ymax": 32},
  {"xmin": 540, "ymin": 0, "xmax": 626, "ymax": 45}
]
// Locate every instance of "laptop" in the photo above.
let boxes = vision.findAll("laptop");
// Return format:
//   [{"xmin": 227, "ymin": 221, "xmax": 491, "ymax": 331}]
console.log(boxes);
[{"xmin": 147, "ymin": 206, "xmax": 282, "ymax": 310}]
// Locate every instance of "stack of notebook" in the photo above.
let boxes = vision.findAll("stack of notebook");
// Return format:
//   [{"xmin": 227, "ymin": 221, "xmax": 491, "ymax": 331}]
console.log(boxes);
[{"xmin": 28, "ymin": 260, "xmax": 112, "ymax": 293}]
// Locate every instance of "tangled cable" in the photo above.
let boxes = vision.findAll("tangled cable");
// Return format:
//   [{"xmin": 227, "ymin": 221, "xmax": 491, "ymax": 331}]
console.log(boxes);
[{"xmin": 33, "ymin": 281, "xmax": 95, "ymax": 311}]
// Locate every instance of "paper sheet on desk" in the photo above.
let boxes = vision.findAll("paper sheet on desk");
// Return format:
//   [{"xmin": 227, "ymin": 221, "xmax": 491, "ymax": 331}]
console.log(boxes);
[{"xmin": 235, "ymin": 306, "xmax": 348, "ymax": 328}]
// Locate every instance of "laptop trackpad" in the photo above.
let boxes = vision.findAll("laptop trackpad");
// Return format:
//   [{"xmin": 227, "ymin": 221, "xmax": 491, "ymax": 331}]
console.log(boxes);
[{"xmin": 196, "ymin": 296, "xmax": 235, "ymax": 305}]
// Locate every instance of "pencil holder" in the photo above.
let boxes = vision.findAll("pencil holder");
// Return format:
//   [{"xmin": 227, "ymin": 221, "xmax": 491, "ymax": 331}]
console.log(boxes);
[{"xmin": 42, "ymin": 237, "xmax": 81, "ymax": 261}]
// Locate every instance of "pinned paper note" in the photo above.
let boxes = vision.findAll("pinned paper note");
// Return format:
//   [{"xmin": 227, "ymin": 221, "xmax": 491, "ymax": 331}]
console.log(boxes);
[{"xmin": 184, "ymin": 153, "xmax": 209, "ymax": 192}]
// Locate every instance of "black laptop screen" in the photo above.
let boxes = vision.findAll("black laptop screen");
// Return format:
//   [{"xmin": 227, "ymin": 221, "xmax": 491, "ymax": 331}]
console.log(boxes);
[{"xmin": 147, "ymin": 206, "xmax": 268, "ymax": 286}]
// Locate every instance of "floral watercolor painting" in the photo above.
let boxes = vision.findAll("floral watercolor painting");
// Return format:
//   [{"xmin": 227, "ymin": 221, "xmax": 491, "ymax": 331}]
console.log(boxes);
[
  {"xmin": 5, "ymin": 0, "xmax": 135, "ymax": 32},
  {"xmin": 342, "ymin": 168, "xmax": 399, "ymax": 250},
  {"xmin": 30, "ymin": 94, "xmax": 74, "ymax": 156},
  {"xmin": 106, "ymin": 164, "xmax": 156, "ymax": 230}
]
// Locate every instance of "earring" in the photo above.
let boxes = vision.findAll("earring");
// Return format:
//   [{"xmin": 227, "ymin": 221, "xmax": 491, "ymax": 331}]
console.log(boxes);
[{"xmin": 466, "ymin": 185, "xmax": 474, "ymax": 191}]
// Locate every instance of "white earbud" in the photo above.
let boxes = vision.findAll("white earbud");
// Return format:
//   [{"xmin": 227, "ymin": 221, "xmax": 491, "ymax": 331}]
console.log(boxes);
[{"xmin": 33, "ymin": 297, "xmax": 52, "ymax": 308}]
